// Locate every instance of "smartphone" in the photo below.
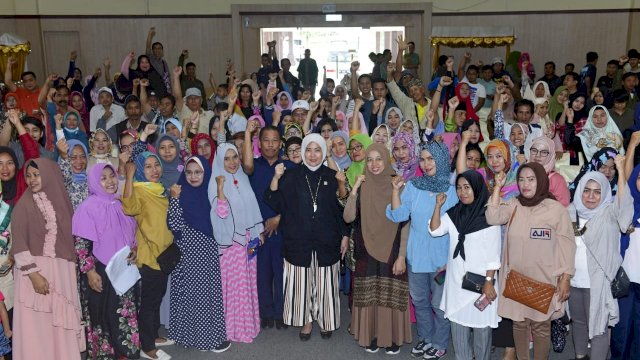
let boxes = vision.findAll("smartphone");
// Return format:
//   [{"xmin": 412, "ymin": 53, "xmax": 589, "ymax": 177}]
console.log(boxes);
[
  {"xmin": 434, "ymin": 269, "xmax": 446, "ymax": 285},
  {"xmin": 474, "ymin": 294, "xmax": 491, "ymax": 311}
]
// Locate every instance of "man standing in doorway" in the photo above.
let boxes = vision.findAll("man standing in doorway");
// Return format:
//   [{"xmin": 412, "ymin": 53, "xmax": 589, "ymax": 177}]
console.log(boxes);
[
  {"xmin": 297, "ymin": 49, "xmax": 318, "ymax": 99},
  {"xmin": 403, "ymin": 41, "xmax": 420, "ymax": 77}
]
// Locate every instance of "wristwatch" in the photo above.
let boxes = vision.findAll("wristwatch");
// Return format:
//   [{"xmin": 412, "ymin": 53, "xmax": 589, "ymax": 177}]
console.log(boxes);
[{"xmin": 485, "ymin": 276, "xmax": 493, "ymax": 282}]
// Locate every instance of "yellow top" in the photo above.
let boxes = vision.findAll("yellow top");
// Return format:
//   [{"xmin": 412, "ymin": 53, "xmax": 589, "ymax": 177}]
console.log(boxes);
[{"xmin": 122, "ymin": 182, "xmax": 173, "ymax": 270}]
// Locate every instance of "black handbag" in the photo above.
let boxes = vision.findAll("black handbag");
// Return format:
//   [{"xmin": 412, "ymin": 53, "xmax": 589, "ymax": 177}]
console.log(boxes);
[
  {"xmin": 157, "ymin": 243, "xmax": 181, "ymax": 274},
  {"xmin": 576, "ymin": 213, "xmax": 630, "ymax": 299},
  {"xmin": 610, "ymin": 266, "xmax": 630, "ymax": 299},
  {"xmin": 461, "ymin": 272, "xmax": 493, "ymax": 294}
]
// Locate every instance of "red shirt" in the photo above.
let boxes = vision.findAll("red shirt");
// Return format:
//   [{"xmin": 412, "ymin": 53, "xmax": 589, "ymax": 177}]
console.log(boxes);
[{"xmin": 14, "ymin": 87, "xmax": 41, "ymax": 117}]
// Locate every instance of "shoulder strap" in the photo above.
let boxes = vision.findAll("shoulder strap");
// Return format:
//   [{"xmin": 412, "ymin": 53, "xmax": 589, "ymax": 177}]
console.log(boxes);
[
  {"xmin": 577, "ymin": 210, "xmax": 613, "ymax": 282},
  {"xmin": 504, "ymin": 205, "xmax": 517, "ymax": 269}
]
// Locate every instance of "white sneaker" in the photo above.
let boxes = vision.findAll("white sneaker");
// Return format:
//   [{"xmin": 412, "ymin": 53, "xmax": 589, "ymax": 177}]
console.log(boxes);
[
  {"xmin": 141, "ymin": 349, "xmax": 172, "ymax": 360},
  {"xmin": 155, "ymin": 338, "xmax": 176, "ymax": 347}
]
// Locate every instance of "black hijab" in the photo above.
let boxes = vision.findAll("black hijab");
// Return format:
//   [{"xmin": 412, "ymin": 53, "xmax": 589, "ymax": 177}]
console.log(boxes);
[
  {"xmin": 0, "ymin": 146, "xmax": 18, "ymax": 202},
  {"xmin": 447, "ymin": 170, "xmax": 491, "ymax": 260}
]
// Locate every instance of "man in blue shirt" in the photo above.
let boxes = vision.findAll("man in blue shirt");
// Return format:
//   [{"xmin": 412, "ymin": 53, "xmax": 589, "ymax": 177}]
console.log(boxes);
[{"xmin": 242, "ymin": 124, "xmax": 287, "ymax": 329}]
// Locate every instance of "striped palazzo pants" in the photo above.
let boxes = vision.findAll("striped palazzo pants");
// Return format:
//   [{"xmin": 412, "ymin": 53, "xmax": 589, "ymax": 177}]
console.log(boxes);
[{"xmin": 283, "ymin": 251, "xmax": 341, "ymax": 331}]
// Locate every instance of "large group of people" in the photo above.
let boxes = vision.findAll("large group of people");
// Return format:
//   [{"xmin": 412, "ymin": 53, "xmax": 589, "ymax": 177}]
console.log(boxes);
[{"xmin": 0, "ymin": 25, "xmax": 639, "ymax": 360}]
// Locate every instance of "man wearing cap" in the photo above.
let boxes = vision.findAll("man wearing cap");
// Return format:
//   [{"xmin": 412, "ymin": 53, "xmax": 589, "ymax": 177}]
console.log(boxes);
[
  {"xmin": 177, "ymin": 50, "xmax": 207, "ymax": 109},
  {"xmin": 101, "ymin": 95, "xmax": 148, "ymax": 143},
  {"xmin": 171, "ymin": 66, "xmax": 215, "ymax": 134},
  {"xmin": 491, "ymin": 57, "xmax": 510, "ymax": 82},
  {"xmin": 386, "ymin": 64, "xmax": 438, "ymax": 132},
  {"xmin": 290, "ymin": 99, "xmax": 309, "ymax": 126},
  {"xmin": 90, "ymin": 86, "xmax": 126, "ymax": 131}
]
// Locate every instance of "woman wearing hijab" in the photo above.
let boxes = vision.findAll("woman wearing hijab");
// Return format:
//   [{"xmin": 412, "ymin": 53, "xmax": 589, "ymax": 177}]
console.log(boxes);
[
  {"xmin": 569, "ymin": 147, "xmax": 620, "ymax": 202},
  {"xmin": 391, "ymin": 131, "xmax": 419, "ymax": 181},
  {"xmin": 72, "ymin": 163, "xmax": 140, "ymax": 359},
  {"xmin": 11, "ymin": 158, "xmax": 85, "ymax": 359},
  {"xmin": 343, "ymin": 143, "xmax": 411, "ymax": 354},
  {"xmin": 428, "ymin": 170, "xmax": 502, "ymax": 360},
  {"xmin": 57, "ymin": 111, "xmax": 89, "ymax": 148},
  {"xmin": 69, "ymin": 91, "xmax": 90, "ymax": 134},
  {"xmin": 486, "ymin": 162, "xmax": 575, "ymax": 360},
  {"xmin": 122, "ymin": 152, "xmax": 174, "ymax": 360},
  {"xmin": 524, "ymin": 81, "xmax": 551, "ymax": 102},
  {"xmin": 167, "ymin": 156, "xmax": 228, "ymax": 352},
  {"xmin": 209, "ymin": 143, "xmax": 262, "ymax": 343},
  {"xmin": 122, "ymin": 54, "xmax": 166, "ymax": 98},
  {"xmin": 265, "ymin": 134, "xmax": 349, "ymax": 340},
  {"xmin": 549, "ymin": 86, "xmax": 569, "ymax": 122},
  {"xmin": 346, "ymin": 133, "xmax": 373, "ymax": 187},
  {"xmin": 561, "ymin": 92, "xmax": 590, "ymax": 164},
  {"xmin": 568, "ymin": 158, "xmax": 632, "ymax": 360},
  {"xmin": 386, "ymin": 141, "xmax": 458, "ymax": 359},
  {"xmin": 153, "ymin": 134, "xmax": 184, "ymax": 190},
  {"xmin": 398, "ymin": 119, "xmax": 421, "ymax": 147},
  {"xmin": 527, "ymin": 136, "xmax": 570, "ymax": 207},
  {"xmin": 371, "ymin": 123, "xmax": 392, "ymax": 152},
  {"xmin": 57, "ymin": 139, "xmax": 89, "ymax": 210},
  {"xmin": 274, "ymin": 91, "xmax": 293, "ymax": 113},
  {"xmin": 573, "ymin": 105, "xmax": 625, "ymax": 161},
  {"xmin": 330, "ymin": 131, "xmax": 351, "ymax": 171},
  {"xmin": 384, "ymin": 107, "xmax": 404, "ymax": 135},
  {"xmin": 189, "ymin": 133, "xmax": 216, "ymax": 166},
  {"xmin": 611, "ymin": 163, "xmax": 640, "ymax": 360},
  {"xmin": 87, "ymin": 128, "xmax": 120, "ymax": 174}
]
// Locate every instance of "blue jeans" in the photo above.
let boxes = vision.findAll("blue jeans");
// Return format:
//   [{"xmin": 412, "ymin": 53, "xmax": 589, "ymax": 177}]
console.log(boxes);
[{"xmin": 408, "ymin": 266, "xmax": 450, "ymax": 350}]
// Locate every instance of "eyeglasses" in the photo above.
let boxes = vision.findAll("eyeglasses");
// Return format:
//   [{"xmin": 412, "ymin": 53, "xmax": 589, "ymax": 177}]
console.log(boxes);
[
  {"xmin": 287, "ymin": 148, "xmax": 301, "ymax": 155},
  {"xmin": 349, "ymin": 144, "xmax": 364, "ymax": 152},
  {"xmin": 530, "ymin": 148, "xmax": 550, "ymax": 157},
  {"xmin": 185, "ymin": 170, "xmax": 204, "ymax": 177},
  {"xmin": 120, "ymin": 144, "xmax": 132, "ymax": 152}
]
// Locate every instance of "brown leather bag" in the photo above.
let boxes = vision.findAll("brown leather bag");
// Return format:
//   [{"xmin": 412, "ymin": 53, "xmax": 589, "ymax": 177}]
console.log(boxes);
[{"xmin": 502, "ymin": 207, "xmax": 556, "ymax": 314}]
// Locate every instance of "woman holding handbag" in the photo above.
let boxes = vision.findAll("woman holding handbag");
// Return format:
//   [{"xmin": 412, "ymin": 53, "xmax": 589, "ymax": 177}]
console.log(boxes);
[
  {"xmin": 486, "ymin": 162, "xmax": 575, "ymax": 360},
  {"xmin": 567, "ymin": 155, "xmax": 633, "ymax": 360},
  {"xmin": 428, "ymin": 170, "xmax": 502, "ymax": 360}
]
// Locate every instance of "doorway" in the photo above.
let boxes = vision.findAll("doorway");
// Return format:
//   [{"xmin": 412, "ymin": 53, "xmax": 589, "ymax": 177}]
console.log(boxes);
[{"xmin": 261, "ymin": 26, "xmax": 404, "ymax": 83}]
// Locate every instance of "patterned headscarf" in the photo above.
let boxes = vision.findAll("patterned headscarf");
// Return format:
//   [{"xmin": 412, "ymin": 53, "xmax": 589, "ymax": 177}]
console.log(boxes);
[
  {"xmin": 411, "ymin": 140, "xmax": 450, "ymax": 192},
  {"xmin": 391, "ymin": 130, "xmax": 418, "ymax": 181},
  {"xmin": 568, "ymin": 147, "xmax": 619, "ymax": 202}
]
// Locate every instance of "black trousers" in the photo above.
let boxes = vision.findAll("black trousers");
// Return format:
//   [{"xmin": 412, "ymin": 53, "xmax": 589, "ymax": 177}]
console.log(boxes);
[{"xmin": 139, "ymin": 265, "xmax": 168, "ymax": 352}]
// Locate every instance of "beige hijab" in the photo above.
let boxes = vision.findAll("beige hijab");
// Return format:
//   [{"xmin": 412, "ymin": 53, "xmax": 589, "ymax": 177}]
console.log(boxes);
[{"xmin": 360, "ymin": 143, "xmax": 399, "ymax": 262}]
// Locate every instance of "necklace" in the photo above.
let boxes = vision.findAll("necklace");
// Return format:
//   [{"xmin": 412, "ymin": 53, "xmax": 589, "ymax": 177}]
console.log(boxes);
[{"xmin": 304, "ymin": 174, "xmax": 322, "ymax": 212}]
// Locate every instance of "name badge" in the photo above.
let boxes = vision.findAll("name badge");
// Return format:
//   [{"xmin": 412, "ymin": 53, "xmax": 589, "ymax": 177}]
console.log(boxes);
[
  {"xmin": 530, "ymin": 228, "xmax": 551, "ymax": 240},
  {"xmin": 323, "ymin": 181, "xmax": 328, "ymax": 185}
]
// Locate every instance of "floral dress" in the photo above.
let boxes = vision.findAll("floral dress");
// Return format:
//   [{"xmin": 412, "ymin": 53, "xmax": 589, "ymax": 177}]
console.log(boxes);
[{"xmin": 76, "ymin": 238, "xmax": 141, "ymax": 359}]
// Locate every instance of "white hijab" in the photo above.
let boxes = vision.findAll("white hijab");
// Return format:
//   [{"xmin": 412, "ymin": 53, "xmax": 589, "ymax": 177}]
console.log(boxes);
[
  {"xmin": 301, "ymin": 134, "xmax": 327, "ymax": 171},
  {"xmin": 577, "ymin": 105, "xmax": 624, "ymax": 161},
  {"xmin": 208, "ymin": 143, "xmax": 264, "ymax": 246},
  {"xmin": 572, "ymin": 171, "xmax": 613, "ymax": 220}
]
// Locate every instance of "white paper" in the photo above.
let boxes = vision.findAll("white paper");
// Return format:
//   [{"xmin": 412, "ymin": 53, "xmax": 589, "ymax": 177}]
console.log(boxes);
[{"xmin": 105, "ymin": 246, "xmax": 141, "ymax": 296}]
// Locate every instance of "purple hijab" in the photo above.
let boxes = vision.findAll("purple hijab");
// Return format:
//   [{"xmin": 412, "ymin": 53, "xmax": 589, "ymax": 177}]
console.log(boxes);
[
  {"xmin": 72, "ymin": 163, "xmax": 137, "ymax": 265},
  {"xmin": 391, "ymin": 130, "xmax": 419, "ymax": 181}
]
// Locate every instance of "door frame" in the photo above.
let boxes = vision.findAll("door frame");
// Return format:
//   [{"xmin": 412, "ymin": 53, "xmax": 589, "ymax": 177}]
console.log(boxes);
[{"xmin": 231, "ymin": 3, "xmax": 433, "ymax": 80}]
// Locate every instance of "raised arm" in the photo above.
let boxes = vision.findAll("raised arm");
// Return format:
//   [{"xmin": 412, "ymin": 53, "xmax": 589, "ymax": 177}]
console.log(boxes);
[
  {"xmin": 67, "ymin": 50, "xmax": 78, "ymax": 79},
  {"xmin": 394, "ymin": 35, "xmax": 408, "ymax": 82},
  {"xmin": 120, "ymin": 51, "xmax": 134, "ymax": 80},
  {"xmin": 38, "ymin": 73, "xmax": 57, "ymax": 109},
  {"xmin": 456, "ymin": 130, "xmax": 471, "ymax": 174},
  {"xmin": 139, "ymin": 78, "xmax": 152, "ymax": 114},
  {"xmin": 457, "ymin": 52, "xmax": 471, "ymax": 82},
  {"xmin": 431, "ymin": 75, "xmax": 453, "ymax": 112},
  {"xmin": 351, "ymin": 98, "xmax": 364, "ymax": 133},
  {"xmin": 3, "ymin": 56, "xmax": 18, "ymax": 93},
  {"xmin": 625, "ymin": 131, "xmax": 640, "ymax": 180},
  {"xmin": 429, "ymin": 192, "xmax": 447, "ymax": 231},
  {"xmin": 103, "ymin": 57, "xmax": 113, "ymax": 86},
  {"xmin": 242, "ymin": 120, "xmax": 259, "ymax": 175},
  {"xmin": 350, "ymin": 61, "xmax": 361, "ymax": 100},
  {"xmin": 171, "ymin": 66, "xmax": 184, "ymax": 111},
  {"xmin": 303, "ymin": 101, "xmax": 319, "ymax": 134},
  {"xmin": 145, "ymin": 27, "xmax": 156, "ymax": 55}
]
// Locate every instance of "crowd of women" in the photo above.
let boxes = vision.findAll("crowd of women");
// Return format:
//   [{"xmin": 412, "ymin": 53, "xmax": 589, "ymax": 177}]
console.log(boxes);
[{"xmin": 0, "ymin": 39, "xmax": 639, "ymax": 360}]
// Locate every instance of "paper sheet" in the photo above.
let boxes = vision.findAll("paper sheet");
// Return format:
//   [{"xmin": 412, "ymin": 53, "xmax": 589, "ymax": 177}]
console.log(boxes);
[{"xmin": 105, "ymin": 246, "xmax": 141, "ymax": 296}]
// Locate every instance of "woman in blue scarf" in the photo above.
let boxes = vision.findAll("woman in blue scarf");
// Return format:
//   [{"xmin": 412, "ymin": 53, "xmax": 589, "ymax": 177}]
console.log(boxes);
[{"xmin": 386, "ymin": 140, "xmax": 458, "ymax": 359}]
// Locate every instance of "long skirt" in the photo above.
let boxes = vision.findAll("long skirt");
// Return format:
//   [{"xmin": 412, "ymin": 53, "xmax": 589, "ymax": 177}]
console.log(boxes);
[
  {"xmin": 283, "ymin": 251, "xmax": 341, "ymax": 331},
  {"xmin": 13, "ymin": 256, "xmax": 85, "ymax": 360},
  {"xmin": 219, "ymin": 242, "xmax": 260, "ymax": 343}
]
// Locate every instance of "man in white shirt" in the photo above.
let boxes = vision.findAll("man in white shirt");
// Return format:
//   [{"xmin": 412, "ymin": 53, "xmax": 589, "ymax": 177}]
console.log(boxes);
[{"xmin": 89, "ymin": 87, "xmax": 126, "ymax": 131}]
